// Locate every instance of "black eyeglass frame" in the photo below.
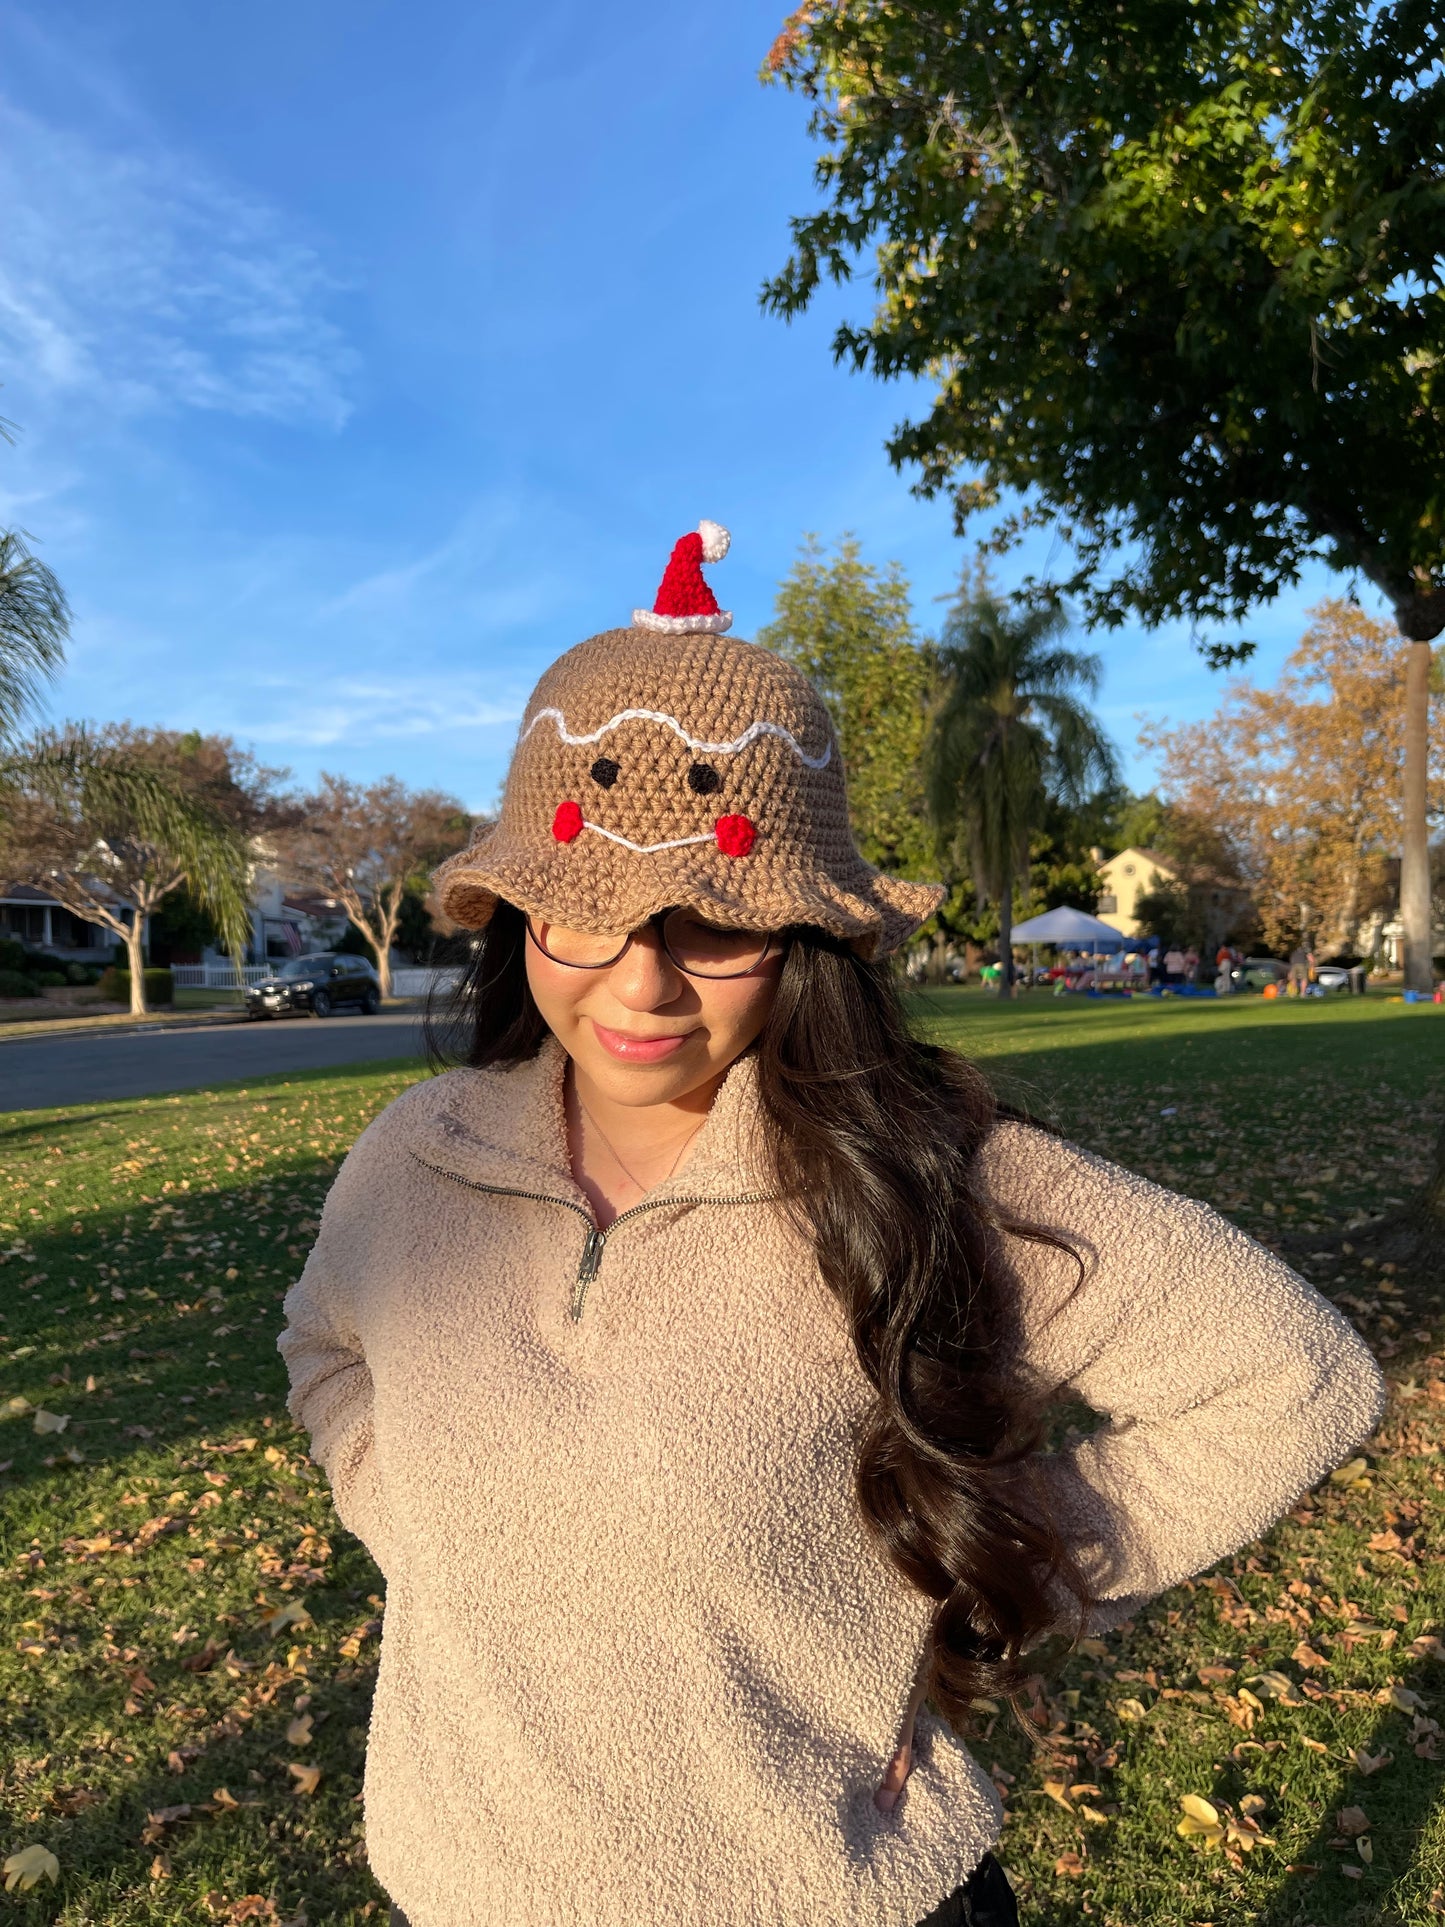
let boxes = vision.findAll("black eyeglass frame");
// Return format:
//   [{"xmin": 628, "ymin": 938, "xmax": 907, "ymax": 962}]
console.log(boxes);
[{"xmin": 524, "ymin": 907, "xmax": 781, "ymax": 980}]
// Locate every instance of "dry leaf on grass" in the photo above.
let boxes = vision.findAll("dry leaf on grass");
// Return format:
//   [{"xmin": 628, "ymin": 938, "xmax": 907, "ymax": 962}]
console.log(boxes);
[
  {"xmin": 285, "ymin": 1713, "xmax": 314, "ymax": 1747},
  {"xmin": 1292, "ymin": 1640, "xmax": 1330, "ymax": 1671},
  {"xmin": 287, "ymin": 1762, "xmax": 322, "ymax": 1797},
  {"xmin": 1177, "ymin": 1794, "xmax": 1275, "ymax": 1853},
  {"xmin": 1247, "ymin": 1670, "xmax": 1306, "ymax": 1705},
  {"xmin": 32, "ymin": 1409, "xmax": 69, "ymax": 1434},
  {"xmin": 261, "ymin": 1599, "xmax": 312, "ymax": 1637},
  {"xmin": 1350, "ymin": 1748, "xmax": 1393, "ymax": 1775},
  {"xmin": 1053, "ymin": 1851, "xmax": 1086, "ymax": 1877},
  {"xmin": 3, "ymin": 1844, "xmax": 59, "ymax": 1891},
  {"xmin": 1336, "ymin": 1806, "xmax": 1370, "ymax": 1835}
]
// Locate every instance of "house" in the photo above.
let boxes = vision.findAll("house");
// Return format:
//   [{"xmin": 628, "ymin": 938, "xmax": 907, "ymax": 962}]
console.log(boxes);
[
  {"xmin": 0, "ymin": 884, "xmax": 115, "ymax": 960},
  {"xmin": 1095, "ymin": 846, "xmax": 1252, "ymax": 949},
  {"xmin": 244, "ymin": 871, "xmax": 349, "ymax": 963}
]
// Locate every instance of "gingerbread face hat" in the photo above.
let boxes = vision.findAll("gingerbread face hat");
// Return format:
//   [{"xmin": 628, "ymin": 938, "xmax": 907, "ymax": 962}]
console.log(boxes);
[{"xmin": 435, "ymin": 522, "xmax": 943, "ymax": 956}]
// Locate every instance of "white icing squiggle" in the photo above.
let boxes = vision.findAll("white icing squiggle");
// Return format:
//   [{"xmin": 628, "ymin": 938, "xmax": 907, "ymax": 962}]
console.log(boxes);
[{"xmin": 523, "ymin": 705, "xmax": 832, "ymax": 769}]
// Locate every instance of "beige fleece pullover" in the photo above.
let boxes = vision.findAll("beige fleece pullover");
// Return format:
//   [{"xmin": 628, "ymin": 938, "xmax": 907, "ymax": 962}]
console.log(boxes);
[{"xmin": 277, "ymin": 1039, "xmax": 1383, "ymax": 1927}]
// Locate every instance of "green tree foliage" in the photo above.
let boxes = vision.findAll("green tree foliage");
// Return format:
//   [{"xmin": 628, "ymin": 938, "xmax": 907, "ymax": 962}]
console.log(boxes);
[
  {"xmin": 764, "ymin": 0, "xmax": 1445, "ymax": 987},
  {"xmin": 0, "ymin": 728, "xmax": 254, "ymax": 1016},
  {"xmin": 758, "ymin": 535, "xmax": 938, "ymax": 876},
  {"xmin": 924, "ymin": 583, "xmax": 1117, "ymax": 994}
]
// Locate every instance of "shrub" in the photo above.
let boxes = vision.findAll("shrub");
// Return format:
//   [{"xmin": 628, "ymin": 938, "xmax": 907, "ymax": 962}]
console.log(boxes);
[
  {"xmin": 0, "ymin": 938, "xmax": 26, "ymax": 973},
  {"xmin": 98, "ymin": 967, "xmax": 174, "ymax": 1006},
  {"xmin": 0, "ymin": 969, "xmax": 39, "ymax": 998},
  {"xmin": 65, "ymin": 962, "xmax": 97, "ymax": 985},
  {"xmin": 21, "ymin": 949, "xmax": 70, "ymax": 977},
  {"xmin": 34, "ymin": 970, "xmax": 69, "ymax": 989}
]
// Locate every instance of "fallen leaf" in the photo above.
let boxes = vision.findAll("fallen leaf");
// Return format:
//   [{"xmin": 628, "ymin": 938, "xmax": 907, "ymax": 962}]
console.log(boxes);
[
  {"xmin": 285, "ymin": 1713, "xmax": 314, "ymax": 1748},
  {"xmin": 1408, "ymin": 1635, "xmax": 1445, "ymax": 1660},
  {"xmin": 1336, "ymin": 1806, "xmax": 1370, "ymax": 1836},
  {"xmin": 1247, "ymin": 1671, "xmax": 1306, "ymax": 1705},
  {"xmin": 1114, "ymin": 1697, "xmax": 1148, "ymax": 1721},
  {"xmin": 2, "ymin": 1396, "xmax": 33, "ymax": 1418},
  {"xmin": 3, "ymin": 1844, "xmax": 59, "ymax": 1892},
  {"xmin": 1329, "ymin": 1457, "xmax": 1371, "ymax": 1487},
  {"xmin": 1292, "ymin": 1641, "xmax": 1330, "ymax": 1671},
  {"xmin": 261, "ymin": 1599, "xmax": 312, "ymax": 1637},
  {"xmin": 1240, "ymin": 1794, "xmax": 1268, "ymax": 1817},
  {"xmin": 1350, "ymin": 1748, "xmax": 1392, "ymax": 1776},
  {"xmin": 1357, "ymin": 1836, "xmax": 1374, "ymax": 1864},
  {"xmin": 287, "ymin": 1762, "xmax": 322, "ymax": 1797},
  {"xmin": 1379, "ymin": 1684, "xmax": 1427, "ymax": 1712},
  {"xmin": 1053, "ymin": 1851, "xmax": 1086, "ymax": 1877},
  {"xmin": 32, "ymin": 1409, "xmax": 70, "ymax": 1434}
]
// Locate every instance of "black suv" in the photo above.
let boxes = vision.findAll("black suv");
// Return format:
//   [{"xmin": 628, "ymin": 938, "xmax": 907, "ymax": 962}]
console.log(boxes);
[{"xmin": 244, "ymin": 953, "xmax": 382, "ymax": 1020}]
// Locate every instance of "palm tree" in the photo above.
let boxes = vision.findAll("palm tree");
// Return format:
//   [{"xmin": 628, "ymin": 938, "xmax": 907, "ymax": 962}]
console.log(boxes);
[
  {"xmin": 924, "ymin": 584, "xmax": 1117, "ymax": 998},
  {"xmin": 0, "ymin": 529, "xmax": 71, "ymax": 743}
]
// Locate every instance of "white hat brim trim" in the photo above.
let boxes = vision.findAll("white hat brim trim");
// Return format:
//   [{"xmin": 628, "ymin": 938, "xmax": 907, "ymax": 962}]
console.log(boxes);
[{"xmin": 632, "ymin": 609, "xmax": 733, "ymax": 634}]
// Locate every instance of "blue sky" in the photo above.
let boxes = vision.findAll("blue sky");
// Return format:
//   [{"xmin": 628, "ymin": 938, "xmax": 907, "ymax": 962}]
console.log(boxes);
[{"xmin": 0, "ymin": 0, "xmax": 1378, "ymax": 814}]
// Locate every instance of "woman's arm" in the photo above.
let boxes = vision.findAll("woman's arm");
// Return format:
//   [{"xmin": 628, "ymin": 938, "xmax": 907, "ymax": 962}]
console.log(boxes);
[
  {"xmin": 276, "ymin": 1156, "xmax": 396, "ymax": 1581},
  {"xmin": 982, "ymin": 1123, "xmax": 1387, "ymax": 1631}
]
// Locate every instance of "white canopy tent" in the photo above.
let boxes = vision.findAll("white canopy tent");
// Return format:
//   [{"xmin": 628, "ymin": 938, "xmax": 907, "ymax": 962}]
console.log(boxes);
[{"xmin": 1009, "ymin": 906, "xmax": 1133, "ymax": 950}]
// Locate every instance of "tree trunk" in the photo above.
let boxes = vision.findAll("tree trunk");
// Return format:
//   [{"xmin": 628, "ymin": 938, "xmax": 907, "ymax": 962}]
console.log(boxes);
[
  {"xmin": 124, "ymin": 917, "xmax": 148, "ymax": 1018},
  {"xmin": 364, "ymin": 914, "xmax": 394, "ymax": 998},
  {"xmin": 1400, "ymin": 637, "xmax": 1433, "ymax": 993},
  {"xmin": 997, "ymin": 866, "xmax": 1013, "ymax": 1001}
]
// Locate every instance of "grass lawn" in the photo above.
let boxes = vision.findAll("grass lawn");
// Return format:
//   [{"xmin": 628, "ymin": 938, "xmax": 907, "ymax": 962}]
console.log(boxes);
[{"xmin": 0, "ymin": 996, "xmax": 1441, "ymax": 1924}]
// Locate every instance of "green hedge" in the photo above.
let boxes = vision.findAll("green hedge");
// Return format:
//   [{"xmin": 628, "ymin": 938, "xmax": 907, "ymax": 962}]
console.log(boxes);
[
  {"xmin": 0, "ymin": 968, "xmax": 38, "ymax": 998},
  {"xmin": 97, "ymin": 967, "xmax": 174, "ymax": 1006}
]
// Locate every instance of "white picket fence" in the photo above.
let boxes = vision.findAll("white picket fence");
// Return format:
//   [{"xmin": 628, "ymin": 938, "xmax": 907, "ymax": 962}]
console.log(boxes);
[{"xmin": 170, "ymin": 963, "xmax": 461, "ymax": 998}]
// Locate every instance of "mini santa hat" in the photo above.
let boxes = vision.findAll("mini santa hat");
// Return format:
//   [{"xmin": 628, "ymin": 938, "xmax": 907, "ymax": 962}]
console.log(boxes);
[{"xmin": 633, "ymin": 520, "xmax": 732, "ymax": 634}]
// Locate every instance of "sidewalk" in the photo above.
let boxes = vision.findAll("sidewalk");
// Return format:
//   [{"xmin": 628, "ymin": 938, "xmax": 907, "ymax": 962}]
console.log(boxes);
[{"xmin": 0, "ymin": 1000, "xmax": 420, "ymax": 1045}]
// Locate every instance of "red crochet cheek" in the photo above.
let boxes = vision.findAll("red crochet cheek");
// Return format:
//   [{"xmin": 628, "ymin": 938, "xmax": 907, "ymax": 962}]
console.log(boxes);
[
  {"xmin": 715, "ymin": 813, "xmax": 755, "ymax": 858},
  {"xmin": 552, "ymin": 800, "xmax": 584, "ymax": 843}
]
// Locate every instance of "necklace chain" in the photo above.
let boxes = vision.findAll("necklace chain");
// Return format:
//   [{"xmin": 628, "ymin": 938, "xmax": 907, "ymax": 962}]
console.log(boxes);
[{"xmin": 576, "ymin": 1095, "xmax": 705, "ymax": 1196}]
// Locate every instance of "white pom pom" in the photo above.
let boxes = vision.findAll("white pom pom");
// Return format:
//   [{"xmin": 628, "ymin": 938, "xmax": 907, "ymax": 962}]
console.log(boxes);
[{"xmin": 698, "ymin": 519, "xmax": 730, "ymax": 564}]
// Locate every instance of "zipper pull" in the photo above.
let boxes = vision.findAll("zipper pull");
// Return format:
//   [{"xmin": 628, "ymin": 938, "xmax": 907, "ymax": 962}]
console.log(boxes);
[{"xmin": 572, "ymin": 1226, "xmax": 605, "ymax": 1320}]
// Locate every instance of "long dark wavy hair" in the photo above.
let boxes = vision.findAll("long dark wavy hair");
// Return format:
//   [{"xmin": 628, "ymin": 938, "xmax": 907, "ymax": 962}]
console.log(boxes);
[{"xmin": 427, "ymin": 903, "xmax": 1092, "ymax": 1726}]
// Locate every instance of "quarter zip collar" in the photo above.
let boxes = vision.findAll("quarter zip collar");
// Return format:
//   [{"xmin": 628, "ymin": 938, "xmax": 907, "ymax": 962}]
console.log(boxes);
[
  {"xmin": 409, "ymin": 1033, "xmax": 774, "ymax": 1208},
  {"xmin": 404, "ymin": 1036, "xmax": 777, "ymax": 1318}
]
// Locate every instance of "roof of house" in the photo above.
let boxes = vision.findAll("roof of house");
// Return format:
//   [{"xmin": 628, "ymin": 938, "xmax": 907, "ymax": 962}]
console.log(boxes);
[{"xmin": 1100, "ymin": 846, "xmax": 1177, "ymax": 874}]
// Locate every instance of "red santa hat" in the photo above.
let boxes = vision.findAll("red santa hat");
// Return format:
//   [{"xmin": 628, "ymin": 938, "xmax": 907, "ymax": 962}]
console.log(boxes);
[{"xmin": 633, "ymin": 519, "xmax": 732, "ymax": 634}]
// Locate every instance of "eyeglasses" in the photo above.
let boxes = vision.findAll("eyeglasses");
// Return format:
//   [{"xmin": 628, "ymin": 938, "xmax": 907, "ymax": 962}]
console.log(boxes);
[{"xmin": 525, "ymin": 907, "xmax": 778, "ymax": 979}]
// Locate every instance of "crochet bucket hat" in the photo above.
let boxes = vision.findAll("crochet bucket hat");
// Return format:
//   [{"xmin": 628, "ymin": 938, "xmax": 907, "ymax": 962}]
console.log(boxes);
[{"xmin": 435, "ymin": 522, "xmax": 943, "ymax": 957}]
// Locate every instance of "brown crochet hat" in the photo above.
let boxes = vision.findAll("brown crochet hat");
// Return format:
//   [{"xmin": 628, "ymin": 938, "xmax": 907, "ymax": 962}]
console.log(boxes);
[{"xmin": 435, "ymin": 522, "xmax": 943, "ymax": 957}]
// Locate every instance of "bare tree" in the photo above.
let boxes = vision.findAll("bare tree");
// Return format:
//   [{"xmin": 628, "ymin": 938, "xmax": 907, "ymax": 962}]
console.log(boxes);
[
  {"xmin": 0, "ymin": 726, "xmax": 254, "ymax": 1016},
  {"xmin": 272, "ymin": 775, "xmax": 470, "ymax": 997}
]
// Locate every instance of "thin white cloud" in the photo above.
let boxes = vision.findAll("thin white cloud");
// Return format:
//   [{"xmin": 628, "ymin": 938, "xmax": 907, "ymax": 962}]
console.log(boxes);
[
  {"xmin": 0, "ymin": 94, "xmax": 356, "ymax": 430},
  {"xmin": 235, "ymin": 675, "xmax": 524, "ymax": 750}
]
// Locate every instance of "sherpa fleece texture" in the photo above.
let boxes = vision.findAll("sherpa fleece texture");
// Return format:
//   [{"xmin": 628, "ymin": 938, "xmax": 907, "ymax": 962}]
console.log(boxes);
[{"xmin": 277, "ymin": 1039, "xmax": 1383, "ymax": 1927}]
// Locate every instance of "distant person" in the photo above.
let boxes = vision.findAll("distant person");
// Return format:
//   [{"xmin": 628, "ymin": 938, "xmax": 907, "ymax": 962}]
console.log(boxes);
[
  {"xmin": 1182, "ymin": 946, "xmax": 1199, "ymax": 984},
  {"xmin": 1215, "ymin": 942, "xmax": 1235, "ymax": 995},
  {"xmin": 1288, "ymin": 942, "xmax": 1312, "ymax": 996},
  {"xmin": 1164, "ymin": 945, "xmax": 1186, "ymax": 984}
]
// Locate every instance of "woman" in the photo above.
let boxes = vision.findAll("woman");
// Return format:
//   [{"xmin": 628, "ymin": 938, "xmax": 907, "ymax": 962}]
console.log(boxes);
[{"xmin": 278, "ymin": 525, "xmax": 1383, "ymax": 1927}]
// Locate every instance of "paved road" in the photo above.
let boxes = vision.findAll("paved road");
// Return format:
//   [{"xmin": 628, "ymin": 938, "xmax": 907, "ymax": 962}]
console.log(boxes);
[{"xmin": 0, "ymin": 1013, "xmax": 428, "ymax": 1113}]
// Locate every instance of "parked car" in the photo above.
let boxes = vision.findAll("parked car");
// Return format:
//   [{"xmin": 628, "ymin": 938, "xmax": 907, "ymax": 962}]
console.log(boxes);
[
  {"xmin": 1231, "ymin": 956, "xmax": 1287, "ymax": 993},
  {"xmin": 244, "ymin": 953, "xmax": 381, "ymax": 1020},
  {"xmin": 1314, "ymin": 963, "xmax": 1352, "ymax": 991}
]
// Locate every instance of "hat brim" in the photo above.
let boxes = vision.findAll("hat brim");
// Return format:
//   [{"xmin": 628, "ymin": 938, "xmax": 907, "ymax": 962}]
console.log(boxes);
[{"xmin": 435, "ymin": 828, "xmax": 942, "ymax": 960}]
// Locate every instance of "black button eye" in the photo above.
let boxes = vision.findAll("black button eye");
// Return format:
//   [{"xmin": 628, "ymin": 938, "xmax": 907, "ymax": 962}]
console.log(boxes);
[
  {"xmin": 688, "ymin": 762, "xmax": 721, "ymax": 796},
  {"xmin": 590, "ymin": 756, "xmax": 620, "ymax": 789}
]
